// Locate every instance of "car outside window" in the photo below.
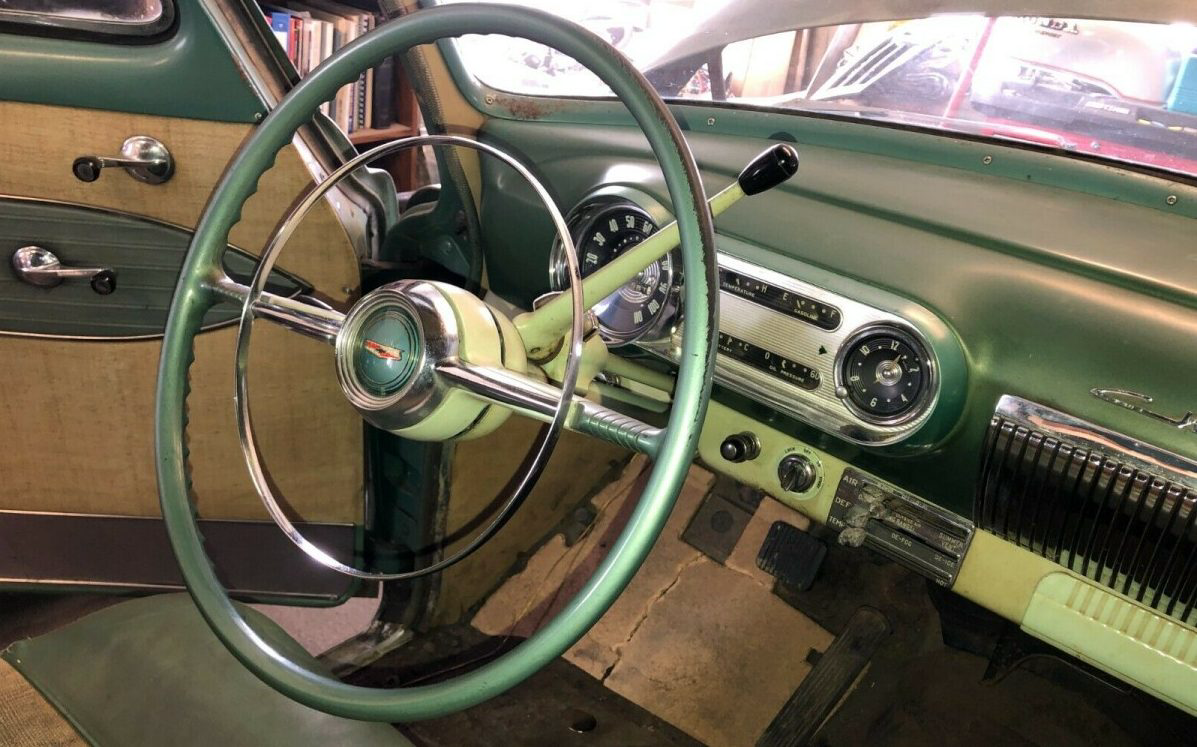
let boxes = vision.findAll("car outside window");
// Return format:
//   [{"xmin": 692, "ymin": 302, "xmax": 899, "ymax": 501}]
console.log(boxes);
[
  {"xmin": 446, "ymin": 0, "xmax": 1197, "ymax": 179},
  {"xmin": 0, "ymin": 0, "xmax": 170, "ymax": 36}
]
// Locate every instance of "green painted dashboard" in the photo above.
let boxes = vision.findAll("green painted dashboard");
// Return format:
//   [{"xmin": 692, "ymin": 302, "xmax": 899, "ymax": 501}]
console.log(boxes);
[
  {"xmin": 478, "ymin": 111, "xmax": 1197, "ymax": 518},
  {"xmin": 473, "ymin": 101, "xmax": 1197, "ymax": 711}
]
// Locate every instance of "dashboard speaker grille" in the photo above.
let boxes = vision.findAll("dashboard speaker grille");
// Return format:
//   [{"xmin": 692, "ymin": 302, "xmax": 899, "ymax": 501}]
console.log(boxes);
[{"xmin": 976, "ymin": 396, "xmax": 1197, "ymax": 626}]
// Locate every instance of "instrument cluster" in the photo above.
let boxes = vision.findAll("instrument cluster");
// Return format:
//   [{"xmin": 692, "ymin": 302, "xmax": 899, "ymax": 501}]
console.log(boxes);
[{"xmin": 552, "ymin": 193, "xmax": 947, "ymax": 447}]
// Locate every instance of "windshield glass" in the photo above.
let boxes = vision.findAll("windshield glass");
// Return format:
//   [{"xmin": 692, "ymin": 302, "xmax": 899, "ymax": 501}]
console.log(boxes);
[{"xmin": 445, "ymin": 1, "xmax": 1197, "ymax": 178}]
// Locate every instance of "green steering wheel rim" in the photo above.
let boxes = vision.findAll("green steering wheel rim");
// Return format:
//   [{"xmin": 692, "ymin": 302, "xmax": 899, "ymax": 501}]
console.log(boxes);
[{"xmin": 155, "ymin": 3, "xmax": 716, "ymax": 721}]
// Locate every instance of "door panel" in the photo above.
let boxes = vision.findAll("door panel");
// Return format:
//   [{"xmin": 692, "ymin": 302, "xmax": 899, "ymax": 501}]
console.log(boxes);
[
  {"xmin": 0, "ymin": 198, "xmax": 306, "ymax": 337},
  {"xmin": 0, "ymin": 101, "xmax": 357, "ymax": 297},
  {"xmin": 0, "ymin": 2, "xmax": 262, "ymax": 122},
  {"xmin": 0, "ymin": 100, "xmax": 366, "ymax": 595}
]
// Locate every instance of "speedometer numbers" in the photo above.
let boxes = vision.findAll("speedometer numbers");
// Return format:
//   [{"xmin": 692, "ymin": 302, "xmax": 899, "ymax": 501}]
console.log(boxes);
[
  {"xmin": 554, "ymin": 200, "xmax": 678, "ymax": 346},
  {"xmin": 836, "ymin": 327, "xmax": 933, "ymax": 425}
]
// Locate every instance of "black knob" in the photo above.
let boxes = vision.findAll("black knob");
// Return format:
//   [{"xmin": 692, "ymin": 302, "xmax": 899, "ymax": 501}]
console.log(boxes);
[
  {"xmin": 90, "ymin": 269, "xmax": 117, "ymax": 295},
  {"xmin": 72, "ymin": 156, "xmax": 103, "ymax": 182},
  {"xmin": 719, "ymin": 432, "xmax": 759, "ymax": 463},
  {"xmin": 737, "ymin": 143, "xmax": 799, "ymax": 196},
  {"xmin": 777, "ymin": 454, "xmax": 817, "ymax": 493}
]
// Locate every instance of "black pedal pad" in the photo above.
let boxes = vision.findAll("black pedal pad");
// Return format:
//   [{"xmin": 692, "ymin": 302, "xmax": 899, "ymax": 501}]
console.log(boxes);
[
  {"xmin": 756, "ymin": 521, "xmax": 826, "ymax": 592},
  {"xmin": 757, "ymin": 606, "xmax": 890, "ymax": 747},
  {"xmin": 682, "ymin": 477, "xmax": 762, "ymax": 564}
]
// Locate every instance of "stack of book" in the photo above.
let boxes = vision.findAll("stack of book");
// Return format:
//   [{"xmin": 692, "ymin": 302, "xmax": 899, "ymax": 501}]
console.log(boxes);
[{"xmin": 261, "ymin": 1, "xmax": 398, "ymax": 134}]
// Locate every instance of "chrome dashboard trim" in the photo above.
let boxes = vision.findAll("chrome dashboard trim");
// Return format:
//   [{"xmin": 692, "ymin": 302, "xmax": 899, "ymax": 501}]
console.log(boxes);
[
  {"xmin": 1090, "ymin": 388, "xmax": 1197, "ymax": 436},
  {"xmin": 833, "ymin": 322, "xmax": 939, "ymax": 428},
  {"xmin": 996, "ymin": 394, "xmax": 1197, "ymax": 492},
  {"xmin": 661, "ymin": 252, "xmax": 941, "ymax": 446}
]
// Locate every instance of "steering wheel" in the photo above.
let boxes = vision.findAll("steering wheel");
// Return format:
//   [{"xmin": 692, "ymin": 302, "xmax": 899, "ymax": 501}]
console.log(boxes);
[{"xmin": 155, "ymin": 3, "xmax": 716, "ymax": 721}]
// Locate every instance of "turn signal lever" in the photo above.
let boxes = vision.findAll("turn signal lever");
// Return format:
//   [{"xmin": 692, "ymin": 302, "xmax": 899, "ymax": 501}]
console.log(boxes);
[{"xmin": 517, "ymin": 143, "xmax": 800, "ymax": 352}]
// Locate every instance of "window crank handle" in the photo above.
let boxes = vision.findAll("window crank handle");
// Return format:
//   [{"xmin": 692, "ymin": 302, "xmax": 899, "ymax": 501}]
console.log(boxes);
[
  {"xmin": 72, "ymin": 135, "xmax": 174, "ymax": 184},
  {"xmin": 11, "ymin": 246, "xmax": 118, "ymax": 295}
]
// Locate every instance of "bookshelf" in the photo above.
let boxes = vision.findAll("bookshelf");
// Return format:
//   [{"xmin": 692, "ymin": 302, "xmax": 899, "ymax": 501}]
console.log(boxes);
[
  {"xmin": 347, "ymin": 122, "xmax": 414, "ymax": 146},
  {"xmin": 261, "ymin": 1, "xmax": 423, "ymax": 191}
]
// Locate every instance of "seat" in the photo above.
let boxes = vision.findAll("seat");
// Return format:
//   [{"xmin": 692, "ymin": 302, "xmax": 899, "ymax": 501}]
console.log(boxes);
[{"xmin": 0, "ymin": 594, "xmax": 411, "ymax": 746}]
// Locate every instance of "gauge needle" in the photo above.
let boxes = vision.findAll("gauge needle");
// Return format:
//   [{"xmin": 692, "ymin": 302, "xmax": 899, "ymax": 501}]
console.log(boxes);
[
  {"xmin": 363, "ymin": 339, "xmax": 404, "ymax": 360},
  {"xmin": 876, "ymin": 358, "xmax": 902, "ymax": 383}
]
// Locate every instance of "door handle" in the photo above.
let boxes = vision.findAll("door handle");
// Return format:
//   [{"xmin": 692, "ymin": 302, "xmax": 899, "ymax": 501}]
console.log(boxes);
[
  {"xmin": 11, "ymin": 246, "xmax": 117, "ymax": 295},
  {"xmin": 72, "ymin": 136, "xmax": 175, "ymax": 185}
]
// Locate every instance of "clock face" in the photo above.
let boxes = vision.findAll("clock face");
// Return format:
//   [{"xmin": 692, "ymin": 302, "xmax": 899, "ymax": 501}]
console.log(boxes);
[{"xmin": 840, "ymin": 330, "xmax": 929, "ymax": 422}]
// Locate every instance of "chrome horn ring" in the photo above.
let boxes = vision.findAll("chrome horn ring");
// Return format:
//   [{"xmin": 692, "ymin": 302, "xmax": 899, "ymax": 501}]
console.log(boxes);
[{"xmin": 234, "ymin": 134, "xmax": 584, "ymax": 580}]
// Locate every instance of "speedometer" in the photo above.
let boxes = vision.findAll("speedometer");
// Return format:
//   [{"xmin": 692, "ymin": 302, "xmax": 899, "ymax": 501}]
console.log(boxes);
[{"xmin": 552, "ymin": 199, "xmax": 679, "ymax": 346}]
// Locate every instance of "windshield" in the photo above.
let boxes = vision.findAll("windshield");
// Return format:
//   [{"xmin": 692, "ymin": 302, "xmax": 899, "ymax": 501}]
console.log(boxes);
[{"xmin": 445, "ymin": 1, "xmax": 1197, "ymax": 179}]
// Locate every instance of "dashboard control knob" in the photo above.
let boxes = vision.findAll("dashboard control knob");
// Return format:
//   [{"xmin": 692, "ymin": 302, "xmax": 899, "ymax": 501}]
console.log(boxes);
[
  {"xmin": 719, "ymin": 432, "xmax": 760, "ymax": 463},
  {"xmin": 777, "ymin": 454, "xmax": 818, "ymax": 493},
  {"xmin": 838, "ymin": 527, "xmax": 868, "ymax": 548}
]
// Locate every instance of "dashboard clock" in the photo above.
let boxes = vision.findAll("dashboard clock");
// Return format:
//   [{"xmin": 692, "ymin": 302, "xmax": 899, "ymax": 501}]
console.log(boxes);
[
  {"xmin": 551, "ymin": 198, "xmax": 679, "ymax": 346},
  {"xmin": 836, "ymin": 325, "xmax": 934, "ymax": 425}
]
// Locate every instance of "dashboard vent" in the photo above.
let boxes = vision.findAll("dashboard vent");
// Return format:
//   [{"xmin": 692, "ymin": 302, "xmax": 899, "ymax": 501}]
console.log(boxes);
[{"xmin": 976, "ymin": 396, "xmax": 1197, "ymax": 626}]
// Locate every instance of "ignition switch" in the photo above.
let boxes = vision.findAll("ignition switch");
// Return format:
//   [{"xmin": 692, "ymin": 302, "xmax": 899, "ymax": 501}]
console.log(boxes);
[{"xmin": 777, "ymin": 454, "xmax": 818, "ymax": 494}]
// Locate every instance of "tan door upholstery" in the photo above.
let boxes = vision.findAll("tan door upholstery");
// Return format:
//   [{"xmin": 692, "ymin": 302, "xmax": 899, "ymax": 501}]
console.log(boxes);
[{"xmin": 0, "ymin": 101, "xmax": 363, "ymax": 524}]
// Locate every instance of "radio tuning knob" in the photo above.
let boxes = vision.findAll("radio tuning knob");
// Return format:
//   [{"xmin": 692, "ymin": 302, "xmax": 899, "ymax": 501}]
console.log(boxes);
[
  {"xmin": 719, "ymin": 432, "xmax": 760, "ymax": 463},
  {"xmin": 777, "ymin": 454, "xmax": 817, "ymax": 493}
]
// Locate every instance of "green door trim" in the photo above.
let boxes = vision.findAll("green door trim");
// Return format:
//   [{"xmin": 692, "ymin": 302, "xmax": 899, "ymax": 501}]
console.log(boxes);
[{"xmin": 0, "ymin": 0, "xmax": 262, "ymax": 123}]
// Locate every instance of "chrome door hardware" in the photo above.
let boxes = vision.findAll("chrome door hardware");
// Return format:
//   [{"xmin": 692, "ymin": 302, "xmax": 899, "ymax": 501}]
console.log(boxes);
[
  {"xmin": 72, "ymin": 136, "xmax": 174, "ymax": 184},
  {"xmin": 11, "ymin": 246, "xmax": 117, "ymax": 295}
]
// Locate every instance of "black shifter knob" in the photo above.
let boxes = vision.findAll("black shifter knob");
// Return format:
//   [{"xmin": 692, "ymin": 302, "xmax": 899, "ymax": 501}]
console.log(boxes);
[
  {"xmin": 737, "ymin": 143, "xmax": 799, "ymax": 196},
  {"xmin": 720, "ymin": 432, "xmax": 760, "ymax": 463}
]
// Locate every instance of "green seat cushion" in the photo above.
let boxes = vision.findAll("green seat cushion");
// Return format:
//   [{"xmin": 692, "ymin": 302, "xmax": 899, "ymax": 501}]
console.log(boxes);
[{"xmin": 2, "ymin": 594, "xmax": 411, "ymax": 746}]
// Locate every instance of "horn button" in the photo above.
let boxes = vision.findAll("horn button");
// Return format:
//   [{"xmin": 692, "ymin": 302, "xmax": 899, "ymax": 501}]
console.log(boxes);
[
  {"xmin": 334, "ymin": 279, "xmax": 517, "ymax": 440},
  {"xmin": 352, "ymin": 306, "xmax": 422, "ymax": 396}
]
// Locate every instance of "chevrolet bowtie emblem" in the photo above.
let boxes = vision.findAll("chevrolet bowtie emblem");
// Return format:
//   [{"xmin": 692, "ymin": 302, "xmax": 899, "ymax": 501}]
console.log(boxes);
[{"xmin": 363, "ymin": 339, "xmax": 404, "ymax": 361}]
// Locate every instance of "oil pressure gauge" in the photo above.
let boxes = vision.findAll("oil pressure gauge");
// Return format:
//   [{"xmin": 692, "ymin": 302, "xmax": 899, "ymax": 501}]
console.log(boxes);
[
  {"xmin": 551, "ymin": 198, "xmax": 679, "ymax": 346},
  {"xmin": 835, "ymin": 325, "xmax": 935, "ymax": 425}
]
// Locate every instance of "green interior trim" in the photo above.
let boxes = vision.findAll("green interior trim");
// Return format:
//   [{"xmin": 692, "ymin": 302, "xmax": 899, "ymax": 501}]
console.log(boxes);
[
  {"xmin": 0, "ymin": 0, "xmax": 262, "ymax": 122},
  {"xmin": 1022, "ymin": 572, "xmax": 1197, "ymax": 716},
  {"xmin": 698, "ymin": 399, "xmax": 844, "ymax": 523},
  {"xmin": 156, "ymin": 3, "xmax": 716, "ymax": 721},
  {"xmin": 476, "ymin": 114, "xmax": 1197, "ymax": 517}
]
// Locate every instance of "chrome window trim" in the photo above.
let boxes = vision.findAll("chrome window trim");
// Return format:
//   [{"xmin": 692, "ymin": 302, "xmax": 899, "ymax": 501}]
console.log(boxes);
[
  {"xmin": 199, "ymin": 0, "xmax": 394, "ymax": 262},
  {"xmin": 0, "ymin": 1, "xmax": 175, "ymax": 39}
]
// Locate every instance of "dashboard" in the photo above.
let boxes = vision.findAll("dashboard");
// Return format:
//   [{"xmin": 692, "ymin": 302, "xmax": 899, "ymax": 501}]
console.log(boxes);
[
  {"xmin": 543, "ymin": 184, "xmax": 973, "ymax": 587},
  {"xmin": 477, "ymin": 113, "xmax": 1197, "ymax": 710}
]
